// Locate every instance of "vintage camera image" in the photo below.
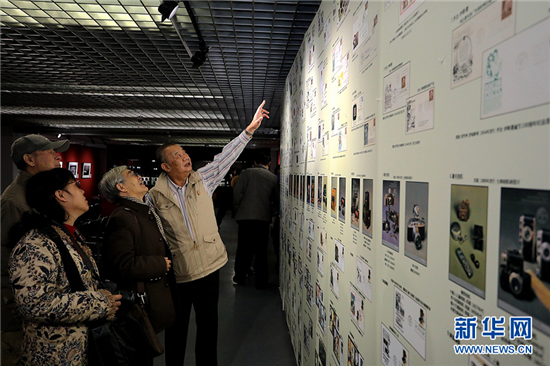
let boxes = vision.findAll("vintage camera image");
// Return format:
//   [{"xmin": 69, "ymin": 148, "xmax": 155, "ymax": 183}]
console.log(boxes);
[
  {"xmin": 351, "ymin": 178, "xmax": 360, "ymax": 231},
  {"xmin": 382, "ymin": 180, "xmax": 400, "ymax": 251},
  {"xmin": 318, "ymin": 176, "xmax": 323, "ymax": 210},
  {"xmin": 338, "ymin": 177, "xmax": 346, "ymax": 223},
  {"xmin": 362, "ymin": 179, "xmax": 373, "ymax": 237},
  {"xmin": 448, "ymin": 185, "xmax": 488, "ymax": 299},
  {"xmin": 322, "ymin": 176, "xmax": 328, "ymax": 212},
  {"xmin": 331, "ymin": 177, "xmax": 338, "ymax": 218},
  {"xmin": 404, "ymin": 182, "xmax": 429, "ymax": 266},
  {"xmin": 498, "ymin": 187, "xmax": 550, "ymax": 336}
]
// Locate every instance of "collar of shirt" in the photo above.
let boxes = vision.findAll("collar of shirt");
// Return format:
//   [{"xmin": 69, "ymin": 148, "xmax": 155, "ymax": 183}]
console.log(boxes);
[{"xmin": 167, "ymin": 175, "xmax": 188, "ymax": 195}]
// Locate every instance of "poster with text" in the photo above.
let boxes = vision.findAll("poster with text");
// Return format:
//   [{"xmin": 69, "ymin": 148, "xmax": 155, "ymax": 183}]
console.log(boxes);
[
  {"xmin": 331, "ymin": 108, "xmax": 342, "ymax": 136},
  {"xmin": 334, "ymin": 238, "xmax": 345, "ymax": 272},
  {"xmin": 338, "ymin": 126, "xmax": 348, "ymax": 153},
  {"xmin": 330, "ymin": 264, "xmax": 341, "ymax": 298},
  {"xmin": 381, "ymin": 323, "xmax": 409, "ymax": 366},
  {"xmin": 481, "ymin": 17, "xmax": 550, "ymax": 119},
  {"xmin": 363, "ymin": 117, "xmax": 374, "ymax": 146},
  {"xmin": 399, "ymin": 0, "xmax": 425, "ymax": 24},
  {"xmin": 351, "ymin": 94, "xmax": 364, "ymax": 129},
  {"xmin": 347, "ymin": 335, "xmax": 364, "ymax": 366},
  {"xmin": 319, "ymin": 228, "xmax": 328, "ymax": 253},
  {"xmin": 394, "ymin": 287, "xmax": 427, "ymax": 359},
  {"xmin": 317, "ymin": 247, "xmax": 325, "ymax": 276},
  {"xmin": 350, "ymin": 284, "xmax": 365, "ymax": 334},
  {"xmin": 383, "ymin": 63, "xmax": 410, "ymax": 114},
  {"xmin": 356, "ymin": 256, "xmax": 373, "ymax": 302},
  {"xmin": 451, "ymin": 0, "xmax": 515, "ymax": 88},
  {"xmin": 406, "ymin": 88, "xmax": 434, "ymax": 135}
]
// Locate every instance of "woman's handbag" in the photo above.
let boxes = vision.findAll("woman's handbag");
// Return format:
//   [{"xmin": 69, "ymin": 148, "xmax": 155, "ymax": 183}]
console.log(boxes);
[
  {"xmin": 130, "ymin": 301, "xmax": 164, "ymax": 356},
  {"xmin": 88, "ymin": 313, "xmax": 150, "ymax": 366}
]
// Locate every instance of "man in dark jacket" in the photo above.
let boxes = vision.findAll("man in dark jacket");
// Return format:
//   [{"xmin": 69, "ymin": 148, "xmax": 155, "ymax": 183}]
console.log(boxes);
[
  {"xmin": 99, "ymin": 166, "xmax": 175, "ymax": 336},
  {"xmin": 233, "ymin": 152, "xmax": 279, "ymax": 288}
]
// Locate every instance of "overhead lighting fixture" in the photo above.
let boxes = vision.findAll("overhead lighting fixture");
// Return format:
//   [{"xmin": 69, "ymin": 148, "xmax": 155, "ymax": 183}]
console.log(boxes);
[
  {"xmin": 57, "ymin": 133, "xmax": 62, "ymax": 138},
  {"xmin": 191, "ymin": 40, "xmax": 209, "ymax": 68},
  {"xmin": 158, "ymin": 1, "xmax": 180, "ymax": 22}
]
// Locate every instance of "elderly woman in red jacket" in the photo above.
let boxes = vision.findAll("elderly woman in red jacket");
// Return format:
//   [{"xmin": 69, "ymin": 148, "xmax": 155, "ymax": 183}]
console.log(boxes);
[{"xmin": 99, "ymin": 166, "xmax": 175, "ymax": 337}]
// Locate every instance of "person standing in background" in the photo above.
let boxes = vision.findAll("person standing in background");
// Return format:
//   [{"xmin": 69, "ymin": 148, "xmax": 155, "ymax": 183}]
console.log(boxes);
[
  {"xmin": 1, "ymin": 134, "xmax": 69, "ymax": 366},
  {"xmin": 233, "ymin": 151, "xmax": 279, "ymax": 288}
]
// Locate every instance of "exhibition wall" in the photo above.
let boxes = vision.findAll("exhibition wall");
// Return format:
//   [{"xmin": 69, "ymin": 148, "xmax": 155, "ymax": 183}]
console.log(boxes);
[{"xmin": 278, "ymin": 1, "xmax": 550, "ymax": 366}]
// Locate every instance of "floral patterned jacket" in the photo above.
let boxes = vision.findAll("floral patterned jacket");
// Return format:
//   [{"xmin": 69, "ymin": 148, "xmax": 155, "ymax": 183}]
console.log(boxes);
[{"xmin": 9, "ymin": 226, "xmax": 117, "ymax": 366}]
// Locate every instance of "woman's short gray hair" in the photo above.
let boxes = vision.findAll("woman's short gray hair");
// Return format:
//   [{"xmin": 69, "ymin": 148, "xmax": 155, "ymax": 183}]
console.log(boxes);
[{"xmin": 99, "ymin": 165, "xmax": 127, "ymax": 203}]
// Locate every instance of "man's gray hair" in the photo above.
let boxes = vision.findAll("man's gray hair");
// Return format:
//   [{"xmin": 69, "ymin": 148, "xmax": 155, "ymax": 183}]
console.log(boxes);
[{"xmin": 99, "ymin": 165, "xmax": 127, "ymax": 203}]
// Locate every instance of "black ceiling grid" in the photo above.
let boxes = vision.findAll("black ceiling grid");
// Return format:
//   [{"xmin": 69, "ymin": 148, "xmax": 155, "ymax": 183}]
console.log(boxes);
[{"xmin": 1, "ymin": 0, "xmax": 321, "ymax": 147}]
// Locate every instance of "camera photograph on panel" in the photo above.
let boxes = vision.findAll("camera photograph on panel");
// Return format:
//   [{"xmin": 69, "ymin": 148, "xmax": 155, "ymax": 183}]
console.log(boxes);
[
  {"xmin": 404, "ymin": 182, "xmax": 429, "ymax": 266},
  {"xmin": 351, "ymin": 178, "xmax": 361, "ymax": 231},
  {"xmin": 318, "ymin": 176, "xmax": 323, "ymax": 210},
  {"xmin": 307, "ymin": 176, "xmax": 312, "ymax": 205},
  {"xmin": 382, "ymin": 180, "xmax": 401, "ymax": 251},
  {"xmin": 310, "ymin": 175, "xmax": 316, "ymax": 207},
  {"xmin": 339, "ymin": 177, "xmax": 346, "ymax": 223},
  {"xmin": 448, "ymin": 184, "xmax": 489, "ymax": 299},
  {"xmin": 322, "ymin": 176, "xmax": 328, "ymax": 212},
  {"xmin": 362, "ymin": 179, "xmax": 373, "ymax": 238},
  {"xmin": 498, "ymin": 187, "xmax": 550, "ymax": 336},
  {"xmin": 331, "ymin": 177, "xmax": 338, "ymax": 218}
]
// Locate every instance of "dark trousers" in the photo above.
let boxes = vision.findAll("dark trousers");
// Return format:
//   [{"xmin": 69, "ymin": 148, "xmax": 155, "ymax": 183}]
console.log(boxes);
[
  {"xmin": 165, "ymin": 270, "xmax": 219, "ymax": 366},
  {"xmin": 235, "ymin": 220, "xmax": 269, "ymax": 286}
]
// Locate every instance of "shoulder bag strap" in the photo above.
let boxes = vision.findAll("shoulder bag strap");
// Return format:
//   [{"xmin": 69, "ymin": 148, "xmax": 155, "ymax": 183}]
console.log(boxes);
[
  {"xmin": 55, "ymin": 223, "xmax": 101, "ymax": 283},
  {"xmin": 39, "ymin": 225, "xmax": 86, "ymax": 293}
]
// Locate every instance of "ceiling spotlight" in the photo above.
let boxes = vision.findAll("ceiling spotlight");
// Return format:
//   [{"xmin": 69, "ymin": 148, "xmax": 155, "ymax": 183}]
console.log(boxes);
[
  {"xmin": 192, "ymin": 41, "xmax": 210, "ymax": 68},
  {"xmin": 158, "ymin": 1, "xmax": 180, "ymax": 22},
  {"xmin": 57, "ymin": 133, "xmax": 62, "ymax": 138}
]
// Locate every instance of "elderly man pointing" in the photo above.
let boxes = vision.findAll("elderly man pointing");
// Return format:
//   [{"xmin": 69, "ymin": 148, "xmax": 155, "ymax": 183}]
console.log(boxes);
[{"xmin": 147, "ymin": 101, "xmax": 269, "ymax": 366}]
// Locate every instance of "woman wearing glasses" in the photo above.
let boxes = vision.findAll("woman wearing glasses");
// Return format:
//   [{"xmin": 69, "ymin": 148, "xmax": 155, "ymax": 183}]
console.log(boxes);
[{"xmin": 8, "ymin": 168, "xmax": 122, "ymax": 365}]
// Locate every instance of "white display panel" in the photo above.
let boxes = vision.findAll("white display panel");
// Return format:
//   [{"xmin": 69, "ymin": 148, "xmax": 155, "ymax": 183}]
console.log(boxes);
[{"xmin": 278, "ymin": 1, "xmax": 549, "ymax": 366}]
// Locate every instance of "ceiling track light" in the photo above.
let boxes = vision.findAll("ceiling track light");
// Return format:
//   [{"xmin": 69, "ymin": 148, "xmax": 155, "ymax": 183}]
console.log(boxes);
[
  {"xmin": 158, "ymin": 1, "xmax": 209, "ymax": 68},
  {"xmin": 158, "ymin": 1, "xmax": 180, "ymax": 22}
]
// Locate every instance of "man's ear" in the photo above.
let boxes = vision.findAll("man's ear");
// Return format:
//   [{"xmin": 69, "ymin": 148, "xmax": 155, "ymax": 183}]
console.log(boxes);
[
  {"xmin": 161, "ymin": 162, "xmax": 171, "ymax": 173},
  {"xmin": 22, "ymin": 154, "xmax": 36, "ymax": 167}
]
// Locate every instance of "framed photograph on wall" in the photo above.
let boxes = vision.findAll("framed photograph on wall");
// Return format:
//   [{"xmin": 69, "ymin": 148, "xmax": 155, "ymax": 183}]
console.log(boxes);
[
  {"xmin": 81, "ymin": 163, "xmax": 92, "ymax": 179},
  {"xmin": 68, "ymin": 162, "xmax": 79, "ymax": 178}
]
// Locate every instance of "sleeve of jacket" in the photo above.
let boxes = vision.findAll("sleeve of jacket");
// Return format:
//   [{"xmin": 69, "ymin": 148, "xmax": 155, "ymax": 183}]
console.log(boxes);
[
  {"xmin": 9, "ymin": 232, "xmax": 116, "ymax": 324},
  {"xmin": 103, "ymin": 212, "xmax": 167, "ymax": 281}
]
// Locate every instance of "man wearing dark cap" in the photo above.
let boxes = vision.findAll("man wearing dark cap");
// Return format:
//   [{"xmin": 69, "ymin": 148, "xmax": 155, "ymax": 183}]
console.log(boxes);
[{"xmin": 1, "ymin": 134, "xmax": 69, "ymax": 366}]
